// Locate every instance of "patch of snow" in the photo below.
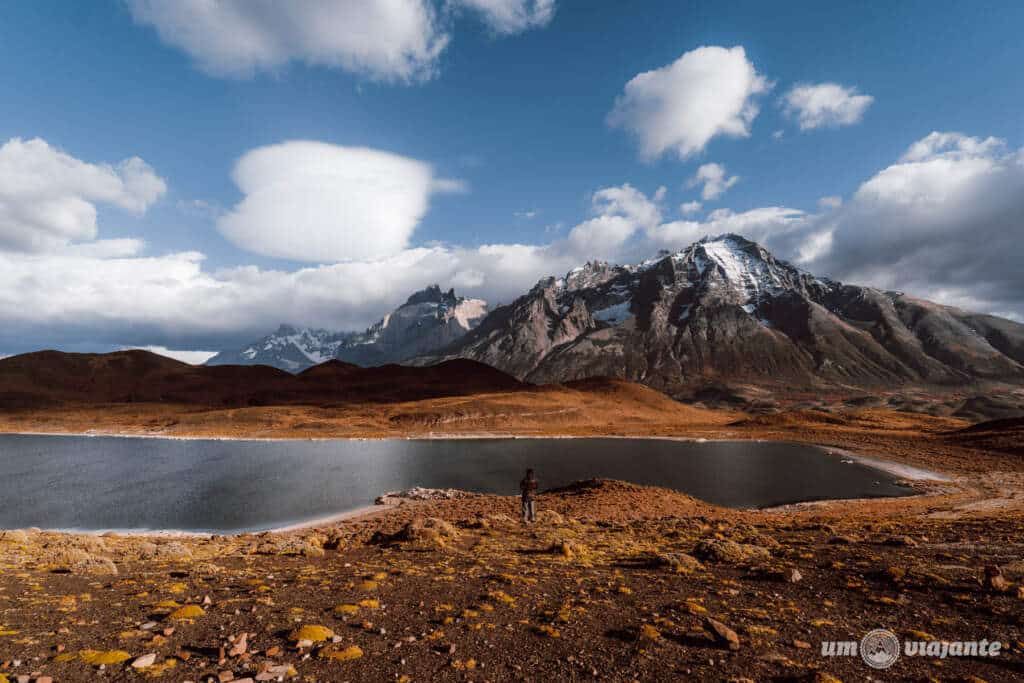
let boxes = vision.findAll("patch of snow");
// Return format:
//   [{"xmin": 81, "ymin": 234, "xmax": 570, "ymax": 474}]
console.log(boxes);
[{"xmin": 242, "ymin": 347, "xmax": 256, "ymax": 360}]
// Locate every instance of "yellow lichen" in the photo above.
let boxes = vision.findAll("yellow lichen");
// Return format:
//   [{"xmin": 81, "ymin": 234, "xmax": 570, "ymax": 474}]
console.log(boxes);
[
  {"xmin": 334, "ymin": 604, "xmax": 360, "ymax": 615},
  {"xmin": 640, "ymin": 624, "xmax": 661, "ymax": 640},
  {"xmin": 319, "ymin": 645, "xmax": 363, "ymax": 661},
  {"xmin": 168, "ymin": 605, "xmax": 205, "ymax": 620},
  {"xmin": 358, "ymin": 598, "xmax": 380, "ymax": 609},
  {"xmin": 289, "ymin": 624, "xmax": 334, "ymax": 642},
  {"xmin": 79, "ymin": 649, "xmax": 132, "ymax": 665}
]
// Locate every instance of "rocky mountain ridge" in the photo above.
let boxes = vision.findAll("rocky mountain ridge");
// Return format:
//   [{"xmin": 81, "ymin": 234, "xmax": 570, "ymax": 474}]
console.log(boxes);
[
  {"xmin": 421, "ymin": 234, "xmax": 1024, "ymax": 403},
  {"xmin": 206, "ymin": 285, "xmax": 487, "ymax": 372}
]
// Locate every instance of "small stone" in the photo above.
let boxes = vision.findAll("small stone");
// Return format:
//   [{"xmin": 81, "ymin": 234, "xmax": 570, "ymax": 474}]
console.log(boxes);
[
  {"xmin": 228, "ymin": 633, "xmax": 248, "ymax": 657},
  {"xmin": 985, "ymin": 566, "xmax": 1010, "ymax": 593},
  {"xmin": 884, "ymin": 535, "xmax": 917, "ymax": 547},
  {"xmin": 827, "ymin": 535, "xmax": 857, "ymax": 545},
  {"xmin": 264, "ymin": 646, "xmax": 281, "ymax": 657},
  {"xmin": 704, "ymin": 617, "xmax": 740, "ymax": 651},
  {"xmin": 218, "ymin": 671, "xmax": 234, "ymax": 682},
  {"xmin": 131, "ymin": 653, "xmax": 157, "ymax": 669},
  {"xmin": 784, "ymin": 568, "xmax": 802, "ymax": 583}
]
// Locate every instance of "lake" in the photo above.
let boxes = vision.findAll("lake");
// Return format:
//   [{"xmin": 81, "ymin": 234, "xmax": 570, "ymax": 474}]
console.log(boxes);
[{"xmin": 0, "ymin": 435, "xmax": 914, "ymax": 533}]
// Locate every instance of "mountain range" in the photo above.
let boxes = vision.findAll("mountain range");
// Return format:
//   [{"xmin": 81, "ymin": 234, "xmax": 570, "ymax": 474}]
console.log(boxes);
[
  {"xmin": 206, "ymin": 285, "xmax": 487, "ymax": 371},
  {"xmin": 209, "ymin": 234, "xmax": 1024, "ymax": 415}
]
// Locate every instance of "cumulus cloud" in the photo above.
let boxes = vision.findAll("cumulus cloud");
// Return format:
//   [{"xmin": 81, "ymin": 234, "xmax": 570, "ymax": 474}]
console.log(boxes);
[
  {"xmin": 566, "ymin": 184, "xmax": 662, "ymax": 256},
  {"xmin": 129, "ymin": 0, "xmax": 555, "ymax": 82},
  {"xmin": 0, "ymin": 137, "xmax": 166, "ymax": 252},
  {"xmin": 679, "ymin": 201, "xmax": 703, "ymax": 216},
  {"xmin": 797, "ymin": 132, "xmax": 1024, "ymax": 315},
  {"xmin": 651, "ymin": 206, "xmax": 807, "ymax": 253},
  {"xmin": 129, "ymin": 0, "xmax": 449, "ymax": 81},
  {"xmin": 782, "ymin": 82, "xmax": 873, "ymax": 130},
  {"xmin": 688, "ymin": 162, "xmax": 739, "ymax": 201},
  {"xmin": 818, "ymin": 195, "xmax": 843, "ymax": 209},
  {"xmin": 608, "ymin": 46, "xmax": 770, "ymax": 160},
  {"xmin": 218, "ymin": 141, "xmax": 463, "ymax": 263},
  {"xmin": 7, "ymin": 131, "xmax": 1024, "ymax": 353},
  {"xmin": 453, "ymin": 0, "xmax": 555, "ymax": 34}
]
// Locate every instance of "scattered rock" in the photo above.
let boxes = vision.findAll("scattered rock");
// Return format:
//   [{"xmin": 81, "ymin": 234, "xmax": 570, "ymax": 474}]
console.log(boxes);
[
  {"xmin": 984, "ymin": 565, "xmax": 1010, "ymax": 593},
  {"xmin": 375, "ymin": 487, "xmax": 468, "ymax": 505},
  {"xmin": 654, "ymin": 552, "xmax": 703, "ymax": 572},
  {"xmin": 374, "ymin": 517, "xmax": 461, "ymax": 550},
  {"xmin": 535, "ymin": 509, "xmax": 565, "ymax": 525},
  {"xmin": 704, "ymin": 617, "xmax": 740, "ymax": 651},
  {"xmin": 883, "ymin": 535, "xmax": 917, "ymax": 547},
  {"xmin": 131, "ymin": 653, "xmax": 157, "ymax": 668},
  {"xmin": 827, "ymin": 535, "xmax": 857, "ymax": 545},
  {"xmin": 693, "ymin": 539, "xmax": 770, "ymax": 564}
]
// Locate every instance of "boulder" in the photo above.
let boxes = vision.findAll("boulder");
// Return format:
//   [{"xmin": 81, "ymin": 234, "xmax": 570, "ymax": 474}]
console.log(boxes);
[{"xmin": 693, "ymin": 539, "xmax": 770, "ymax": 564}]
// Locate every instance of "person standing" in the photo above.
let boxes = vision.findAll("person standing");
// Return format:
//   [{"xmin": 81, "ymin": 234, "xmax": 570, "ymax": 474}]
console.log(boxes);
[{"xmin": 520, "ymin": 468, "xmax": 538, "ymax": 523}]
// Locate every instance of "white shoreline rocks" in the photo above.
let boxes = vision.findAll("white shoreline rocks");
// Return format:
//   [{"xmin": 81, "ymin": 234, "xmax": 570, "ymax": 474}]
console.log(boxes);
[{"xmin": 375, "ymin": 486, "xmax": 473, "ymax": 505}]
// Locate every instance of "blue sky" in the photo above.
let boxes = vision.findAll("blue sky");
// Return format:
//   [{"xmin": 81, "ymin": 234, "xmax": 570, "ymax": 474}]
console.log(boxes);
[{"xmin": 1, "ymin": 1, "xmax": 1023, "ymax": 357}]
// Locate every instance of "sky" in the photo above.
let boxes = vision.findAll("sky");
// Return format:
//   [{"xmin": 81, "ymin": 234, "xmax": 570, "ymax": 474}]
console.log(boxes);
[{"xmin": 1, "ymin": 0, "xmax": 1023, "ymax": 361}]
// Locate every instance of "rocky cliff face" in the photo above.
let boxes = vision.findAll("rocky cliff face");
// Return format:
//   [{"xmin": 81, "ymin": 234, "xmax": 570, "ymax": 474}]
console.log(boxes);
[
  {"xmin": 207, "ymin": 285, "xmax": 487, "ymax": 372},
  {"xmin": 424, "ymin": 234, "xmax": 1024, "ymax": 397}
]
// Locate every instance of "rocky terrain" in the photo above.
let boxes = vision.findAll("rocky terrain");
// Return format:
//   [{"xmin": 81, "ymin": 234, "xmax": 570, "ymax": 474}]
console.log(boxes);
[
  {"xmin": 421, "ymin": 235, "xmax": 1024, "ymax": 416},
  {"xmin": 1, "ymin": 461, "xmax": 1023, "ymax": 683},
  {"xmin": 207, "ymin": 285, "xmax": 487, "ymax": 372}
]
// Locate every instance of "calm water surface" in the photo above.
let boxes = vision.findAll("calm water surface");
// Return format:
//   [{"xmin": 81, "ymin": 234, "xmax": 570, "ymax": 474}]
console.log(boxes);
[{"xmin": 0, "ymin": 435, "xmax": 913, "ymax": 532}]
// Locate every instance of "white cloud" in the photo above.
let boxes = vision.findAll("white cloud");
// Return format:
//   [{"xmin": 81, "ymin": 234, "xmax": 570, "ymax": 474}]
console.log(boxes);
[
  {"xmin": 782, "ymin": 82, "xmax": 873, "ymax": 130},
  {"xmin": 129, "ymin": 0, "xmax": 555, "ymax": 83},
  {"xmin": 453, "ymin": 0, "xmax": 555, "ymax": 34},
  {"xmin": 758, "ymin": 132, "xmax": 1024, "ymax": 318},
  {"xmin": 688, "ymin": 162, "xmax": 739, "ymax": 201},
  {"xmin": 218, "ymin": 141, "xmax": 462, "ymax": 263},
  {"xmin": 128, "ymin": 0, "xmax": 449, "ymax": 82},
  {"xmin": 8, "ymin": 130, "xmax": 1024, "ymax": 352},
  {"xmin": 0, "ymin": 137, "xmax": 166, "ymax": 252},
  {"xmin": 123, "ymin": 345, "xmax": 218, "ymax": 365},
  {"xmin": 679, "ymin": 201, "xmax": 702, "ymax": 216},
  {"xmin": 899, "ymin": 131, "xmax": 1004, "ymax": 163},
  {"xmin": 818, "ymin": 195, "xmax": 843, "ymax": 209},
  {"xmin": 651, "ymin": 206, "xmax": 807, "ymax": 252},
  {"xmin": 567, "ymin": 184, "xmax": 662, "ymax": 256},
  {"xmin": 608, "ymin": 46, "xmax": 770, "ymax": 160}
]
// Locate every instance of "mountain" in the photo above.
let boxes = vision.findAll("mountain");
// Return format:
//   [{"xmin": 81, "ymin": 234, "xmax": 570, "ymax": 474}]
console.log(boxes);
[
  {"xmin": 420, "ymin": 234, "xmax": 1024, "ymax": 403},
  {"xmin": 206, "ymin": 285, "xmax": 487, "ymax": 372},
  {"xmin": 0, "ymin": 350, "xmax": 519, "ymax": 409}
]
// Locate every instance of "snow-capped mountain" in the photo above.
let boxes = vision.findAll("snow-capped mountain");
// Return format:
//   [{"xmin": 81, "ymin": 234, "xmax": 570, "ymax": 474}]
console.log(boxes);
[
  {"xmin": 207, "ymin": 285, "xmax": 487, "ymax": 372},
  {"xmin": 420, "ymin": 234, "xmax": 1024, "ymax": 398}
]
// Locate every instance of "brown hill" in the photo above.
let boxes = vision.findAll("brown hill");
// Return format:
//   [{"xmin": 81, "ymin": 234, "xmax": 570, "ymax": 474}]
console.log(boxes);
[{"xmin": 0, "ymin": 350, "xmax": 523, "ymax": 409}]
